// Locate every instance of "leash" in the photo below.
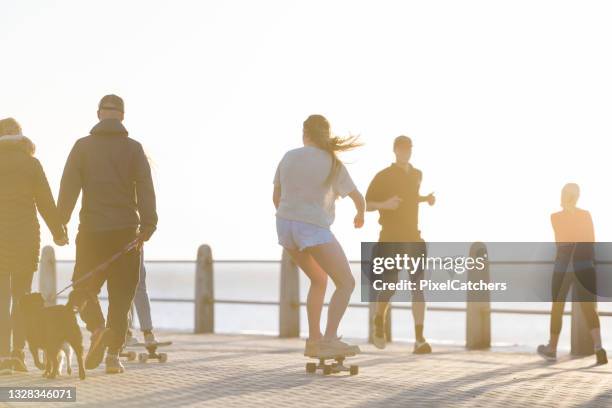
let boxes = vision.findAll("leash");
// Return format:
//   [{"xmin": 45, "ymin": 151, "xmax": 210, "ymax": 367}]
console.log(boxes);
[{"xmin": 55, "ymin": 238, "xmax": 141, "ymax": 298}]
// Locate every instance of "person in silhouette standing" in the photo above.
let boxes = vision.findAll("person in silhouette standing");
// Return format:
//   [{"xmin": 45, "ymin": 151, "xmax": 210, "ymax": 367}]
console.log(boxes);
[{"xmin": 537, "ymin": 183, "xmax": 607, "ymax": 365}]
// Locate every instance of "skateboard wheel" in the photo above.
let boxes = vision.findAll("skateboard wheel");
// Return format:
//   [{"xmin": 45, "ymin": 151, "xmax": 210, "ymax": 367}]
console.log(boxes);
[
  {"xmin": 323, "ymin": 365, "xmax": 332, "ymax": 375},
  {"xmin": 126, "ymin": 351, "xmax": 137, "ymax": 361},
  {"xmin": 349, "ymin": 365, "xmax": 359, "ymax": 376},
  {"xmin": 305, "ymin": 362, "xmax": 317, "ymax": 373},
  {"xmin": 138, "ymin": 353, "xmax": 148, "ymax": 363},
  {"xmin": 159, "ymin": 353, "xmax": 168, "ymax": 363}
]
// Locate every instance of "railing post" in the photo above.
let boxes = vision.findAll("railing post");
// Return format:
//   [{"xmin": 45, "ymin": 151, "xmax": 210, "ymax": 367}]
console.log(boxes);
[
  {"xmin": 466, "ymin": 242, "xmax": 491, "ymax": 349},
  {"xmin": 571, "ymin": 273, "xmax": 594, "ymax": 356},
  {"xmin": 279, "ymin": 250, "xmax": 300, "ymax": 338},
  {"xmin": 368, "ymin": 302, "xmax": 392, "ymax": 343},
  {"xmin": 194, "ymin": 244, "xmax": 214, "ymax": 334},
  {"xmin": 39, "ymin": 246, "xmax": 57, "ymax": 306},
  {"xmin": 571, "ymin": 302, "xmax": 593, "ymax": 356}
]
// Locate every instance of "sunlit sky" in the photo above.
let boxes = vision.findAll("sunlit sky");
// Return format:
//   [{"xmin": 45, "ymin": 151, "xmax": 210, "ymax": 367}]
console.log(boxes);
[{"xmin": 2, "ymin": 1, "xmax": 612, "ymax": 260}]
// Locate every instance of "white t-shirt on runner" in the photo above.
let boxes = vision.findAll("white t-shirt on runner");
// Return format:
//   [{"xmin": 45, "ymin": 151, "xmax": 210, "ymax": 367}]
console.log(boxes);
[{"xmin": 274, "ymin": 146, "xmax": 356, "ymax": 228}]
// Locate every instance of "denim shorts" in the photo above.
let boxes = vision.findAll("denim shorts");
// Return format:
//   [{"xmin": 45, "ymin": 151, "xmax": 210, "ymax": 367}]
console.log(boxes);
[{"xmin": 276, "ymin": 217, "xmax": 334, "ymax": 251}]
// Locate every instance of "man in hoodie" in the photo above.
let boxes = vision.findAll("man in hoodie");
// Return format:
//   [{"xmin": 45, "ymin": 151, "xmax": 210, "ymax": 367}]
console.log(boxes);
[{"xmin": 57, "ymin": 95, "xmax": 157, "ymax": 374}]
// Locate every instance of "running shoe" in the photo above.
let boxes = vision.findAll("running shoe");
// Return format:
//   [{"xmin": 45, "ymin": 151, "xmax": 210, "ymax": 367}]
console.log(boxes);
[
  {"xmin": 413, "ymin": 339, "xmax": 432, "ymax": 354},
  {"xmin": 537, "ymin": 344, "xmax": 557, "ymax": 361},
  {"xmin": 105, "ymin": 354, "xmax": 125, "ymax": 374},
  {"xmin": 319, "ymin": 336, "xmax": 361, "ymax": 357},
  {"xmin": 86, "ymin": 328, "xmax": 112, "ymax": 369},
  {"xmin": 125, "ymin": 336, "xmax": 140, "ymax": 347},
  {"xmin": 596, "ymin": 348, "xmax": 608, "ymax": 365},
  {"xmin": 303, "ymin": 339, "xmax": 321, "ymax": 357},
  {"xmin": 144, "ymin": 332, "xmax": 158, "ymax": 347},
  {"xmin": 125, "ymin": 333, "xmax": 139, "ymax": 347}
]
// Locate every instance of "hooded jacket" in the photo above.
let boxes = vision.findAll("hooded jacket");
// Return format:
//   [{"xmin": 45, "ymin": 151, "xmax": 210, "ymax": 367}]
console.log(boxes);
[
  {"xmin": 57, "ymin": 119, "xmax": 157, "ymax": 239},
  {"xmin": 0, "ymin": 135, "xmax": 64, "ymax": 273}
]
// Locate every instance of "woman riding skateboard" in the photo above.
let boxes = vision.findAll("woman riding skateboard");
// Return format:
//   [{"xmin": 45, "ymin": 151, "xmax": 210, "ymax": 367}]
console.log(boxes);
[{"xmin": 273, "ymin": 114, "xmax": 365, "ymax": 358}]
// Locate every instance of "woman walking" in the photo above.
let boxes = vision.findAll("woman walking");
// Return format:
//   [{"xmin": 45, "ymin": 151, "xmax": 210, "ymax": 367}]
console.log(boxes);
[
  {"xmin": 273, "ymin": 114, "xmax": 365, "ymax": 357},
  {"xmin": 0, "ymin": 118, "xmax": 67, "ymax": 375},
  {"xmin": 537, "ymin": 183, "xmax": 607, "ymax": 365}
]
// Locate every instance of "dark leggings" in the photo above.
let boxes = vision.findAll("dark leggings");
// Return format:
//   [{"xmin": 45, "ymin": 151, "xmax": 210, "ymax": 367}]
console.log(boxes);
[
  {"xmin": 0, "ymin": 270, "xmax": 35, "ymax": 357},
  {"xmin": 550, "ymin": 244, "xmax": 600, "ymax": 335}
]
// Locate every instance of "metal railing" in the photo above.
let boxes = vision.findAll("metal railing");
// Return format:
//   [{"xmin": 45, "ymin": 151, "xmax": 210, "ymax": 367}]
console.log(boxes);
[
  {"xmin": 52, "ymin": 258, "xmax": 612, "ymax": 316},
  {"xmin": 39, "ymin": 243, "xmax": 607, "ymax": 356}
]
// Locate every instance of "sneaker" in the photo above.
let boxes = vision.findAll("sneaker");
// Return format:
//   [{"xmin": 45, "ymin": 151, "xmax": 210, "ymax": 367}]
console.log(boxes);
[
  {"xmin": 105, "ymin": 354, "xmax": 125, "ymax": 374},
  {"xmin": 596, "ymin": 348, "xmax": 608, "ymax": 365},
  {"xmin": 371, "ymin": 315, "xmax": 386, "ymax": 350},
  {"xmin": 0, "ymin": 358, "xmax": 12, "ymax": 376},
  {"xmin": 304, "ymin": 339, "xmax": 321, "ymax": 357},
  {"xmin": 319, "ymin": 336, "xmax": 361, "ymax": 357},
  {"xmin": 10, "ymin": 350, "xmax": 28, "ymax": 372},
  {"xmin": 537, "ymin": 344, "xmax": 557, "ymax": 361},
  {"xmin": 125, "ymin": 334, "xmax": 139, "ymax": 347},
  {"xmin": 144, "ymin": 332, "xmax": 158, "ymax": 347},
  {"xmin": 413, "ymin": 340, "xmax": 432, "ymax": 354},
  {"xmin": 86, "ymin": 328, "xmax": 112, "ymax": 370}
]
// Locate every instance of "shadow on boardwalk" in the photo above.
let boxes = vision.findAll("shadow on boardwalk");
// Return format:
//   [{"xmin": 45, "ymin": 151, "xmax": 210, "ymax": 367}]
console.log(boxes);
[{"xmin": 1, "ymin": 333, "xmax": 611, "ymax": 408}]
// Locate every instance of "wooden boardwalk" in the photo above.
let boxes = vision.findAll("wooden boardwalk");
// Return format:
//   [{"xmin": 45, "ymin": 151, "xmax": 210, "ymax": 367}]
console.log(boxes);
[{"xmin": 1, "ymin": 332, "xmax": 611, "ymax": 407}]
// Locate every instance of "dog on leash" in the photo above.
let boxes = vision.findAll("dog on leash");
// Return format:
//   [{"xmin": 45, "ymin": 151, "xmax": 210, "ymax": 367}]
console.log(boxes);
[{"xmin": 20, "ymin": 289, "xmax": 92, "ymax": 380}]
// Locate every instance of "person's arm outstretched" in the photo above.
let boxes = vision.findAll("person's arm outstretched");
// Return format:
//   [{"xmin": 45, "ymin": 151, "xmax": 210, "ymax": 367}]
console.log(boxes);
[
  {"xmin": 365, "ymin": 172, "xmax": 402, "ymax": 212},
  {"xmin": 367, "ymin": 196, "xmax": 402, "ymax": 212},
  {"xmin": 417, "ymin": 171, "xmax": 435, "ymax": 206},
  {"xmin": 418, "ymin": 193, "xmax": 436, "ymax": 205}
]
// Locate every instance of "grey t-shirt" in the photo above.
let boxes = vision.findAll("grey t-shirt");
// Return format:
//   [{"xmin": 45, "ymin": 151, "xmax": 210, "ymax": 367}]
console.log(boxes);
[{"xmin": 274, "ymin": 146, "xmax": 356, "ymax": 228}]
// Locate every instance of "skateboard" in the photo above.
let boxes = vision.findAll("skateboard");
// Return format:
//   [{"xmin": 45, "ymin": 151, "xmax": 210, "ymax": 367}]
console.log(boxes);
[
  {"xmin": 305, "ymin": 355, "xmax": 359, "ymax": 376},
  {"xmin": 124, "ymin": 341, "xmax": 172, "ymax": 363}
]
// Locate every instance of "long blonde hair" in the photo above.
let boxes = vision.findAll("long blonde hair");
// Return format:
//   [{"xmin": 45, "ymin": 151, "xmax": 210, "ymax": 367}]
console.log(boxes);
[{"xmin": 303, "ymin": 114, "xmax": 361, "ymax": 186}]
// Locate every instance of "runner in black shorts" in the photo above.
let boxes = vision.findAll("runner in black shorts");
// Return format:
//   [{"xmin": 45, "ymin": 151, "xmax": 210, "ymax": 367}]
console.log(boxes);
[
  {"xmin": 372, "ymin": 241, "xmax": 427, "ymax": 306},
  {"xmin": 366, "ymin": 135, "xmax": 435, "ymax": 353}
]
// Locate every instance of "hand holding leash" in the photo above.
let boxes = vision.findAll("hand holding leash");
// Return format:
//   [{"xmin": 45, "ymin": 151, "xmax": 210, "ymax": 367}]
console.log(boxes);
[{"xmin": 55, "ymin": 238, "xmax": 140, "ymax": 298}]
